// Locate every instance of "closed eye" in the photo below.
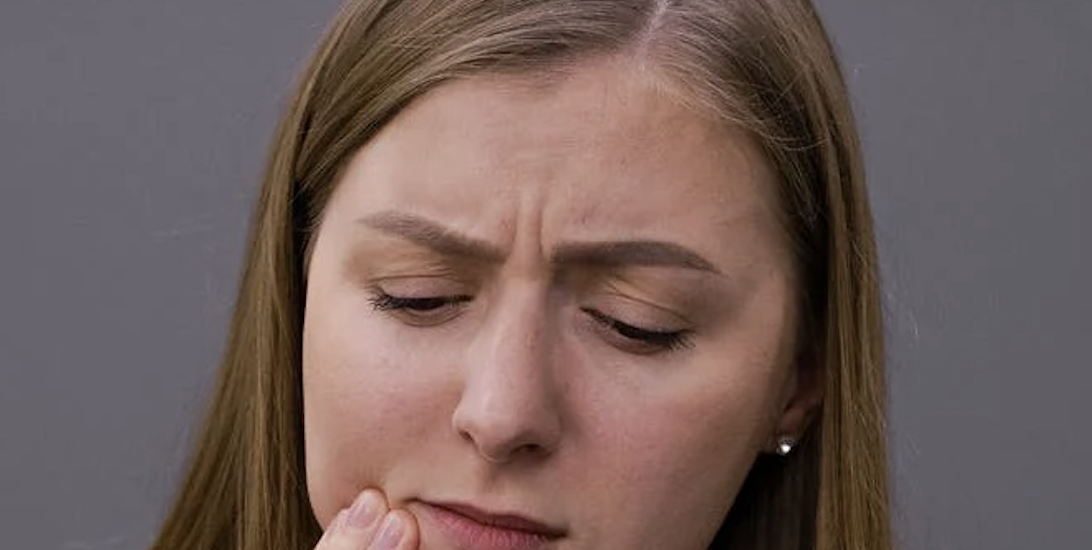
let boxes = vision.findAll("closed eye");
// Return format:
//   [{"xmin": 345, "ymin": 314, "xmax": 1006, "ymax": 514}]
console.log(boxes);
[
  {"xmin": 581, "ymin": 307, "xmax": 693, "ymax": 354},
  {"xmin": 368, "ymin": 291, "xmax": 472, "ymax": 325}
]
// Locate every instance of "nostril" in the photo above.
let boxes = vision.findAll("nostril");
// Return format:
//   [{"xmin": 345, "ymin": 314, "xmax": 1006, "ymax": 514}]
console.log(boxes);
[
  {"xmin": 482, "ymin": 442, "xmax": 547, "ymax": 464},
  {"xmin": 455, "ymin": 417, "xmax": 557, "ymax": 464},
  {"xmin": 514, "ymin": 442, "xmax": 545, "ymax": 457},
  {"xmin": 458, "ymin": 426, "xmax": 475, "ymax": 444}
]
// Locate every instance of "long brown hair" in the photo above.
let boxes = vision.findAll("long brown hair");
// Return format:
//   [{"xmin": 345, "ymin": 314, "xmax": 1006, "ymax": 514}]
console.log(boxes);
[{"xmin": 150, "ymin": 1, "xmax": 890, "ymax": 549}]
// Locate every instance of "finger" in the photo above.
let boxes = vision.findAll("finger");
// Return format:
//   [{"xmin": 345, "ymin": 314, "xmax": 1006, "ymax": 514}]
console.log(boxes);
[
  {"xmin": 368, "ymin": 509, "xmax": 419, "ymax": 550},
  {"xmin": 316, "ymin": 489, "xmax": 389, "ymax": 550},
  {"xmin": 316, "ymin": 510, "xmax": 349, "ymax": 548}
]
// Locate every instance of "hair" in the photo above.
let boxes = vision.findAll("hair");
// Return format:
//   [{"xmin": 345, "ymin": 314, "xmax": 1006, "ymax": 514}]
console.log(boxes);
[{"xmin": 149, "ymin": 1, "xmax": 890, "ymax": 549}]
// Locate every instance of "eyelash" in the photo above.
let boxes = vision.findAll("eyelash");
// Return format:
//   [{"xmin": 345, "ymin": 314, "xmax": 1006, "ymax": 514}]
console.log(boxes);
[
  {"xmin": 368, "ymin": 291, "xmax": 471, "ymax": 316},
  {"xmin": 580, "ymin": 307, "xmax": 694, "ymax": 353},
  {"xmin": 368, "ymin": 290, "xmax": 692, "ymax": 354}
]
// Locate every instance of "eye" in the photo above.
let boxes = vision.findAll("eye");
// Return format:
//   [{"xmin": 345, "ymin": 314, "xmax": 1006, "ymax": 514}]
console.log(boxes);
[
  {"xmin": 368, "ymin": 290, "xmax": 472, "ymax": 326},
  {"xmin": 581, "ymin": 307, "xmax": 693, "ymax": 354}
]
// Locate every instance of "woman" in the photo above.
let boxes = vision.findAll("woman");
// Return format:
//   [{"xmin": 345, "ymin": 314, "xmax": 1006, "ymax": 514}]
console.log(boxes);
[{"xmin": 150, "ymin": 1, "xmax": 891, "ymax": 549}]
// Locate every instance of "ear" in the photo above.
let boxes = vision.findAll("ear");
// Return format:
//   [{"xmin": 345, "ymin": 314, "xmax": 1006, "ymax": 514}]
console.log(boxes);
[{"xmin": 765, "ymin": 345, "xmax": 824, "ymax": 454}]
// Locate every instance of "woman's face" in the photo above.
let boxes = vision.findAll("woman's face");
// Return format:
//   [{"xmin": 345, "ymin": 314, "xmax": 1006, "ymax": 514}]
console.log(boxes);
[{"xmin": 303, "ymin": 56, "xmax": 814, "ymax": 550}]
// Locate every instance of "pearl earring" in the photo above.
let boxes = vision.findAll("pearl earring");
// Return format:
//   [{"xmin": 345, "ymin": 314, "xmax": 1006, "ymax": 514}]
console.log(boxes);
[{"xmin": 775, "ymin": 436, "xmax": 796, "ymax": 456}]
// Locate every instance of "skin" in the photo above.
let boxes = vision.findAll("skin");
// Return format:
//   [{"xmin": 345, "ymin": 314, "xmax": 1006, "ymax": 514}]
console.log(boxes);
[{"xmin": 304, "ymin": 55, "xmax": 819, "ymax": 550}]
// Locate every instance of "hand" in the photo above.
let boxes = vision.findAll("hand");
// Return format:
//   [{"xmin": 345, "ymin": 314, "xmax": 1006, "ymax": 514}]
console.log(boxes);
[{"xmin": 314, "ymin": 489, "xmax": 420, "ymax": 550}]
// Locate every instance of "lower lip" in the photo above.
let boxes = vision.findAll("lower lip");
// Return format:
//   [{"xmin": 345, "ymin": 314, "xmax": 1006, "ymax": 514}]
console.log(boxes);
[{"xmin": 416, "ymin": 502, "xmax": 557, "ymax": 550}]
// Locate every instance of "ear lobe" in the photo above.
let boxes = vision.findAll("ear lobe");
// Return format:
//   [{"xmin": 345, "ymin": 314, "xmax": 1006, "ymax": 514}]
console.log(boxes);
[{"xmin": 766, "ymin": 351, "xmax": 824, "ymax": 454}]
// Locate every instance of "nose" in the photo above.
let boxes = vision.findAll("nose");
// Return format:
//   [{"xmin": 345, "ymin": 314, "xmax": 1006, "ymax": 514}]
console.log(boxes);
[{"xmin": 451, "ymin": 287, "xmax": 563, "ymax": 463}]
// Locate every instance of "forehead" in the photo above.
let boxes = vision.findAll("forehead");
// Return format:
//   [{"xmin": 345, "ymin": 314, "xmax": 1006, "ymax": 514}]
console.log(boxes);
[
  {"xmin": 328, "ymin": 55, "xmax": 786, "ymax": 266},
  {"xmin": 374, "ymin": 57, "xmax": 748, "ymax": 171}
]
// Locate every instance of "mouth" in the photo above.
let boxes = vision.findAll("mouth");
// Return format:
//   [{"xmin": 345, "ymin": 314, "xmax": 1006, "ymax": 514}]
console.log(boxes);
[{"xmin": 414, "ymin": 500, "xmax": 565, "ymax": 550}]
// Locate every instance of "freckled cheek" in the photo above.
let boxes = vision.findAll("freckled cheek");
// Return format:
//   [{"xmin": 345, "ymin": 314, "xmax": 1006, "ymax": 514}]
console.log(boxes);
[{"xmin": 302, "ymin": 311, "xmax": 455, "ymax": 522}]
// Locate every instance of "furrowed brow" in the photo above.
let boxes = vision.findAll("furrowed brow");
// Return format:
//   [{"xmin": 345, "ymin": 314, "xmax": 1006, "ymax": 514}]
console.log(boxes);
[
  {"xmin": 358, "ymin": 211, "xmax": 720, "ymax": 274},
  {"xmin": 551, "ymin": 240, "xmax": 721, "ymax": 274},
  {"xmin": 356, "ymin": 211, "xmax": 504, "ymax": 263}
]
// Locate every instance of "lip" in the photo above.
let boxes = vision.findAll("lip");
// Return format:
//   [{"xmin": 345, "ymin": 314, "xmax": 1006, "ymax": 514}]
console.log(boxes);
[{"xmin": 415, "ymin": 500, "xmax": 565, "ymax": 550}]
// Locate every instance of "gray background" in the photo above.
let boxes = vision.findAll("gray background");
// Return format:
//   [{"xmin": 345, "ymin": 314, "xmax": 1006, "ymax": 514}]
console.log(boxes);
[{"xmin": 1, "ymin": 1, "xmax": 1088, "ymax": 549}]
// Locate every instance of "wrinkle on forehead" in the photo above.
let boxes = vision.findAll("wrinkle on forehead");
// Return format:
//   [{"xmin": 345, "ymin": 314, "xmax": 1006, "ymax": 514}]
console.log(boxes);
[{"xmin": 328, "ymin": 54, "xmax": 787, "ymax": 280}]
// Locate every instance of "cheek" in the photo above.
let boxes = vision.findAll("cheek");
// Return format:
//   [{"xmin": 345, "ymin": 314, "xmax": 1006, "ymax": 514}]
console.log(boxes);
[
  {"xmin": 301, "ymin": 293, "xmax": 451, "ymax": 525},
  {"xmin": 567, "ymin": 343, "xmax": 785, "ymax": 549}
]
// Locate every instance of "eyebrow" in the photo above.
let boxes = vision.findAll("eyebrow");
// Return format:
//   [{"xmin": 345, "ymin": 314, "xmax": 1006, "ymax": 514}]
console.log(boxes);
[
  {"xmin": 358, "ymin": 211, "xmax": 505, "ymax": 262},
  {"xmin": 357, "ymin": 211, "xmax": 721, "ymax": 274},
  {"xmin": 552, "ymin": 240, "xmax": 720, "ymax": 274}
]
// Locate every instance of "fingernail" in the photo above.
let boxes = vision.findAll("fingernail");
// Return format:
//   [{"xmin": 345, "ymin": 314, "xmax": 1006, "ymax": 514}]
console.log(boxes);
[
  {"xmin": 374, "ymin": 513, "xmax": 405, "ymax": 549},
  {"xmin": 347, "ymin": 490, "xmax": 381, "ymax": 529}
]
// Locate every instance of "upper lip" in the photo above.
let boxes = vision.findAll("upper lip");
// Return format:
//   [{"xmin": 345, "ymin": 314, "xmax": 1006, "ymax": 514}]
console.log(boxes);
[{"xmin": 421, "ymin": 500, "xmax": 567, "ymax": 538}]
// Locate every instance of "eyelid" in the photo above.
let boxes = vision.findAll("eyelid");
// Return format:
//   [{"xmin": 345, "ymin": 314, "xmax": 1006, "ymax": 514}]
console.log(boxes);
[
  {"xmin": 580, "ymin": 306, "xmax": 694, "ymax": 354},
  {"xmin": 364, "ymin": 274, "xmax": 473, "ymax": 295},
  {"xmin": 592, "ymin": 276, "xmax": 698, "ymax": 323},
  {"xmin": 581, "ymin": 306, "xmax": 685, "ymax": 334},
  {"xmin": 347, "ymin": 240, "xmax": 491, "ymax": 287},
  {"xmin": 367, "ymin": 288, "xmax": 472, "ymax": 326},
  {"xmin": 369, "ymin": 292, "xmax": 472, "ymax": 310},
  {"xmin": 588, "ymin": 286, "xmax": 694, "ymax": 328}
]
